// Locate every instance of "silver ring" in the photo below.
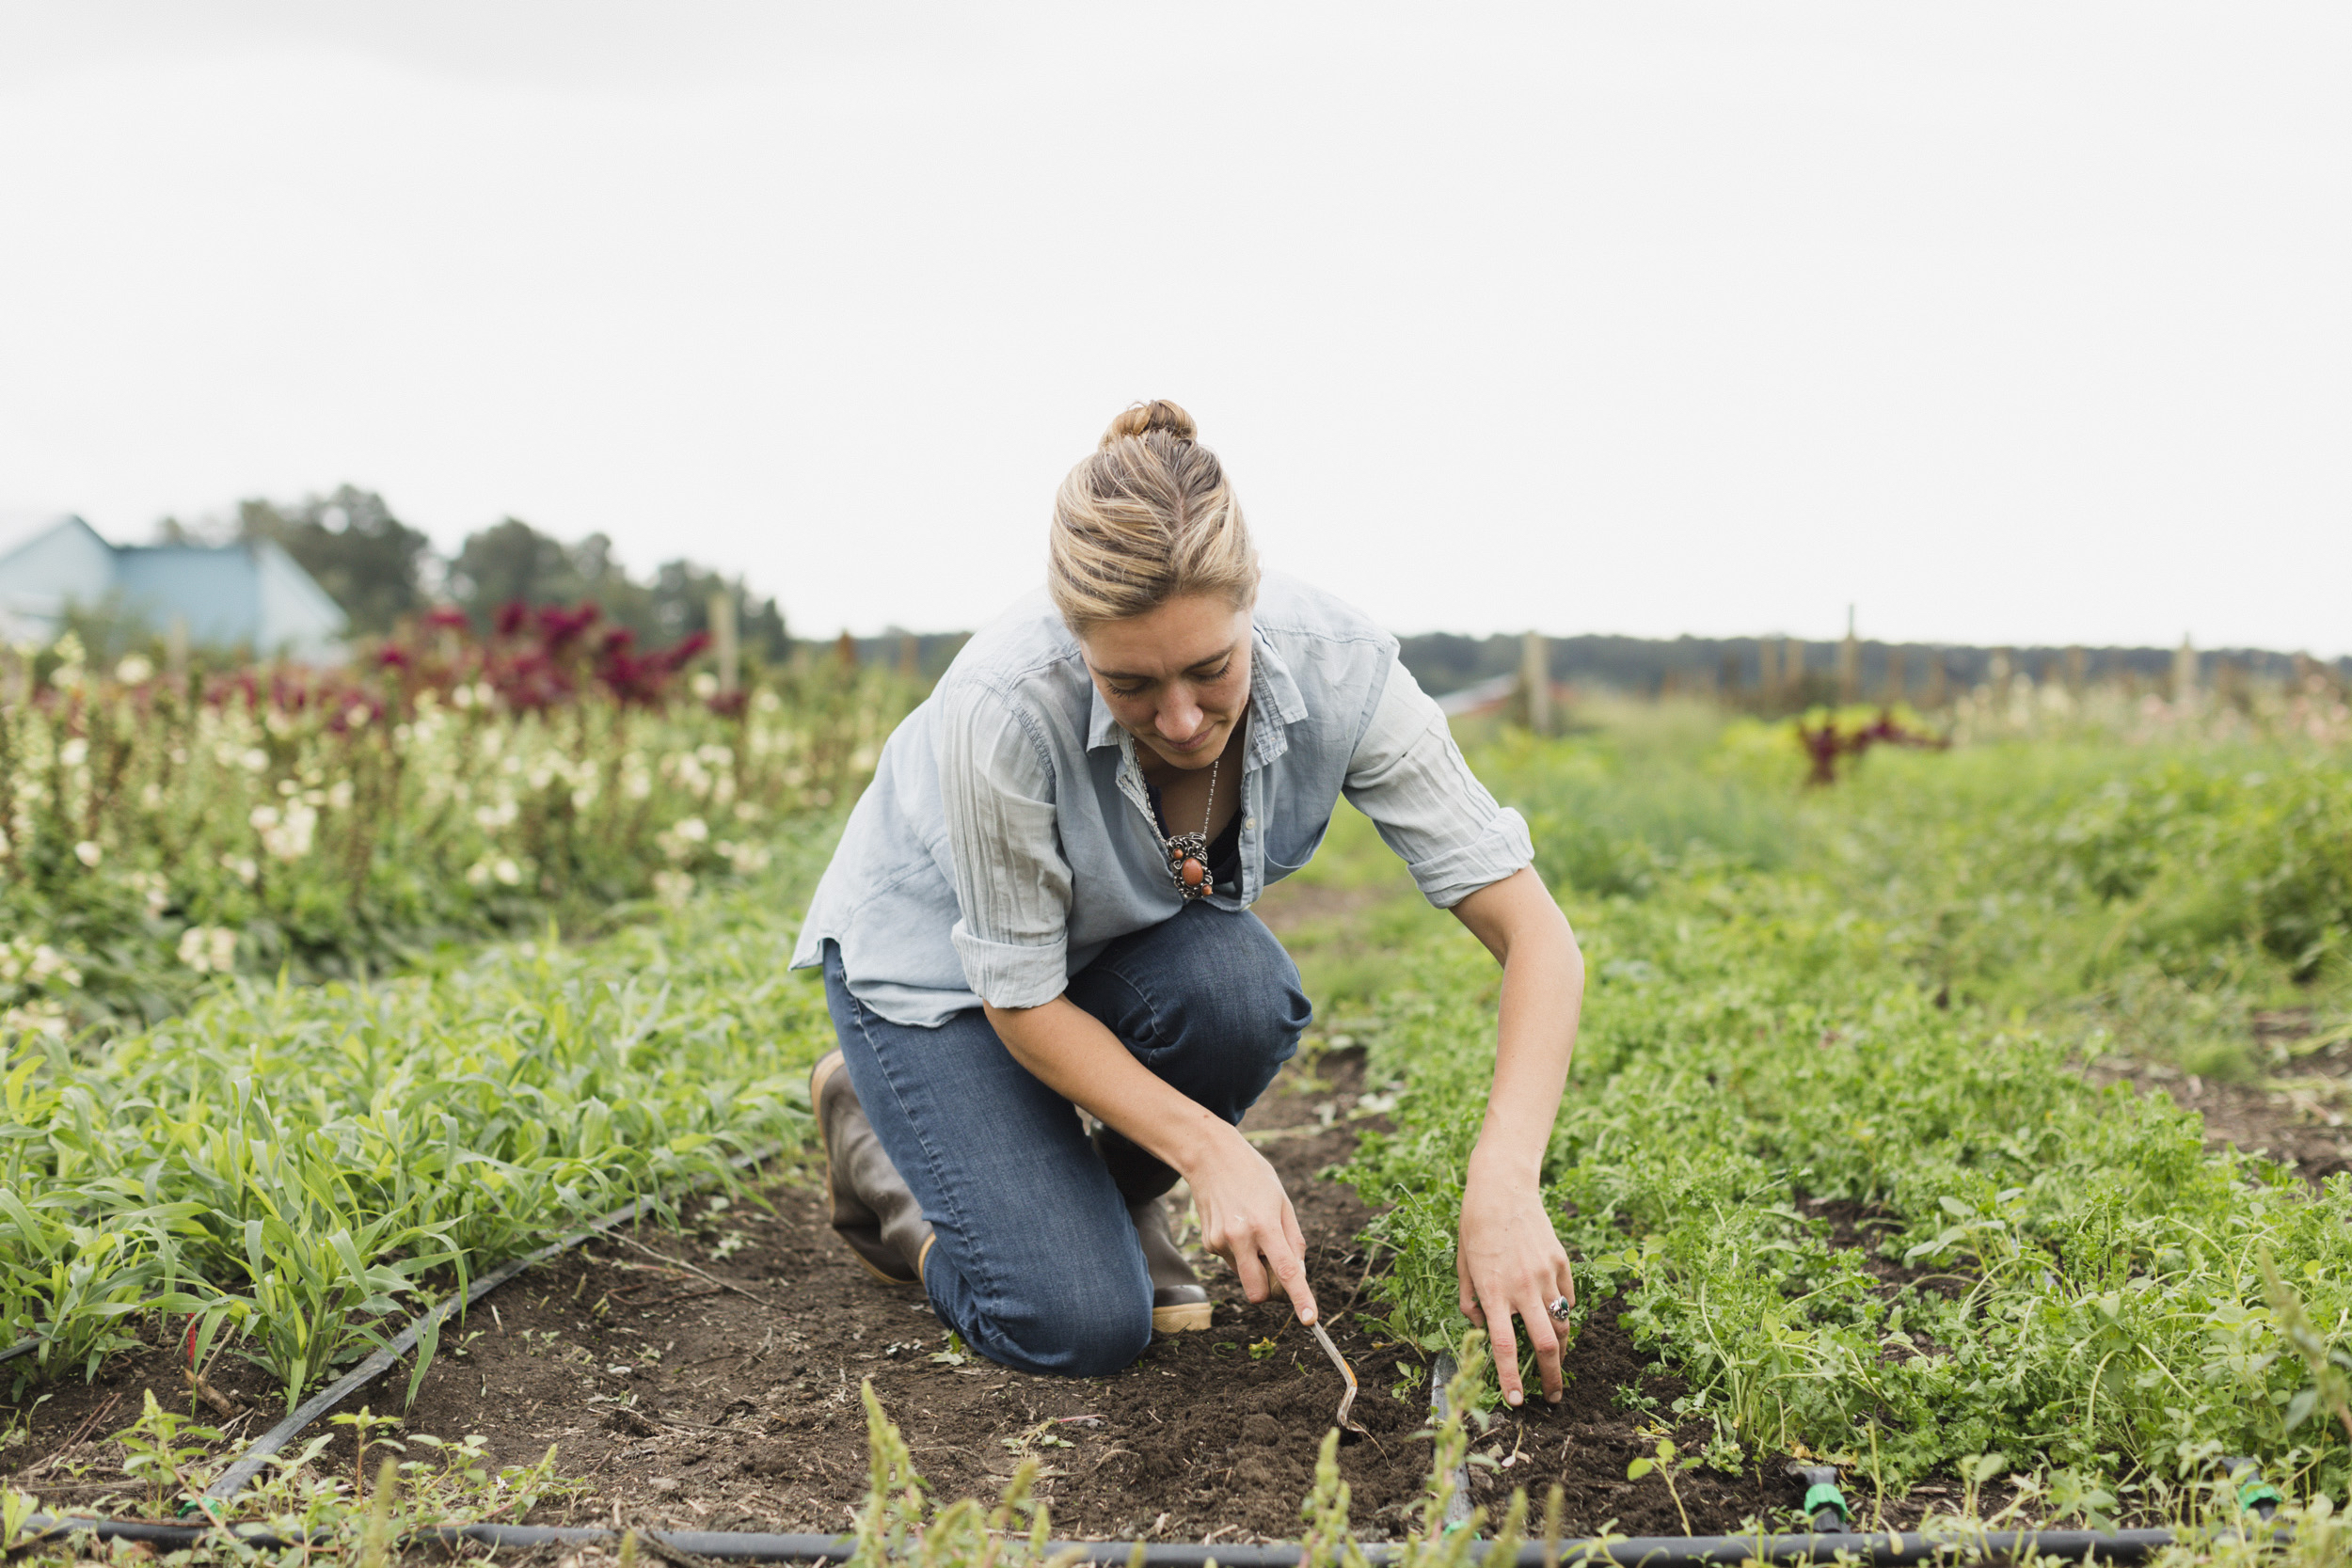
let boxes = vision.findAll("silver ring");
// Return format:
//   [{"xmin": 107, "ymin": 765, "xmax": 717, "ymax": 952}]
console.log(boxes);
[{"xmin": 1547, "ymin": 1295, "xmax": 1572, "ymax": 1323}]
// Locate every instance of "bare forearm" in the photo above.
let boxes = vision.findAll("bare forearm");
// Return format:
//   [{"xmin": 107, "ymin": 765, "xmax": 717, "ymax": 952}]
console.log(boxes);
[
  {"xmin": 983, "ymin": 991, "xmax": 1320, "ymax": 1321},
  {"xmin": 1448, "ymin": 864, "xmax": 1584, "ymax": 1404},
  {"xmin": 983, "ymin": 997, "xmax": 1232, "ymax": 1176},
  {"xmin": 1452, "ymin": 868, "xmax": 1583, "ymax": 1178}
]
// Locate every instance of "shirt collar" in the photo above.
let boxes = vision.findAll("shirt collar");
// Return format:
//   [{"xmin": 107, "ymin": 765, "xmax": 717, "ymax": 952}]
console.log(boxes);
[
  {"xmin": 1086, "ymin": 678, "xmax": 1124, "ymax": 752},
  {"xmin": 1082, "ymin": 620, "xmax": 1312, "ymax": 761}
]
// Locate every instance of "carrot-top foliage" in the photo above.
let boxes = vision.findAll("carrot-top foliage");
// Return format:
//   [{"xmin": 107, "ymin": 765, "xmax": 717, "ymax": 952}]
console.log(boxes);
[{"xmin": 1341, "ymin": 706, "xmax": 2352, "ymax": 1513}]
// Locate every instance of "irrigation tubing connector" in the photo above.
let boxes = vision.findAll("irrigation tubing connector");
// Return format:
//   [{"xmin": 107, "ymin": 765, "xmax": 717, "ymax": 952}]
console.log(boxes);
[
  {"xmin": 17, "ymin": 1513, "xmax": 2211, "ymax": 1563},
  {"xmin": 1786, "ymin": 1463, "xmax": 1850, "ymax": 1533}
]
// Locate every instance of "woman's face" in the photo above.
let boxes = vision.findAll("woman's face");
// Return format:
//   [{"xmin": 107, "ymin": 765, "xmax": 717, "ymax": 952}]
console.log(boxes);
[{"xmin": 1078, "ymin": 594, "xmax": 1253, "ymax": 771}]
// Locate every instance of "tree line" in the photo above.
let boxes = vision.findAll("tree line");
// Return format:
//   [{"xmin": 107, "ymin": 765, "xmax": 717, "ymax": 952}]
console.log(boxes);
[{"xmin": 159, "ymin": 484, "xmax": 790, "ymax": 657}]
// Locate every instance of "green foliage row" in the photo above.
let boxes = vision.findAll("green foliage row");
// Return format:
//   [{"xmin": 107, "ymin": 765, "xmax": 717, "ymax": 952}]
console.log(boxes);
[
  {"xmin": 1345, "ymin": 720, "xmax": 2352, "ymax": 1504},
  {"xmin": 1510, "ymin": 711, "xmax": 2352, "ymax": 1044},
  {"xmin": 0, "ymin": 839, "xmax": 841, "ymax": 1407}
]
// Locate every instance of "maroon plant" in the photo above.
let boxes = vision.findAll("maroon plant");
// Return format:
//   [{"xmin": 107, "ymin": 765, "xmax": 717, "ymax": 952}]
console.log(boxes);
[
  {"xmin": 190, "ymin": 601, "xmax": 721, "ymax": 721},
  {"xmin": 1795, "ymin": 708, "xmax": 1948, "ymax": 785}
]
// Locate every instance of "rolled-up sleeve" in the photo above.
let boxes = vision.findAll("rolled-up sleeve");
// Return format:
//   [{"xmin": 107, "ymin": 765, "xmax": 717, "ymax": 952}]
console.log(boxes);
[
  {"xmin": 936, "ymin": 680, "xmax": 1075, "ymax": 1009},
  {"xmin": 1343, "ymin": 660, "xmax": 1534, "ymax": 908}
]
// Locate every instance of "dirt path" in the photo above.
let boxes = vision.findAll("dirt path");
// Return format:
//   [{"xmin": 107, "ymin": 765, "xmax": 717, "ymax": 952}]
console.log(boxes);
[
  {"xmin": 388, "ymin": 1047, "xmax": 1431, "ymax": 1543},
  {"xmin": 2089, "ymin": 1009, "xmax": 2352, "ymax": 1182}
]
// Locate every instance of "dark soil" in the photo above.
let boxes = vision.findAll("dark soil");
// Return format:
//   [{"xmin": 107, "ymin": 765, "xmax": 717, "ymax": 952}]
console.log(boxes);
[
  {"xmin": 2090, "ymin": 1010, "xmax": 2352, "ymax": 1183},
  {"xmin": 385, "ymin": 1046, "xmax": 1429, "ymax": 1544}
]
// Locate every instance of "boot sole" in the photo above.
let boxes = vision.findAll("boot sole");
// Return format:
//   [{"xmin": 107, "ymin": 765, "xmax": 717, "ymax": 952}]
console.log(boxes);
[
  {"xmin": 812, "ymin": 1051, "xmax": 919, "ymax": 1287},
  {"xmin": 1152, "ymin": 1302, "xmax": 1214, "ymax": 1333}
]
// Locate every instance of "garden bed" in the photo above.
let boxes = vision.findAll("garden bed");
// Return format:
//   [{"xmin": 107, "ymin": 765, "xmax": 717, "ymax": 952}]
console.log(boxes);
[{"xmin": 2, "ymin": 1047, "xmax": 1910, "ymax": 1545}]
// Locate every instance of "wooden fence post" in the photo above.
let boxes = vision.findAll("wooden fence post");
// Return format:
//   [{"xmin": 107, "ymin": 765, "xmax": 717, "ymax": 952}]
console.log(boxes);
[
  {"xmin": 1838, "ymin": 607, "xmax": 1859, "ymax": 704},
  {"xmin": 1520, "ymin": 631, "xmax": 1551, "ymax": 736},
  {"xmin": 708, "ymin": 592, "xmax": 739, "ymax": 694}
]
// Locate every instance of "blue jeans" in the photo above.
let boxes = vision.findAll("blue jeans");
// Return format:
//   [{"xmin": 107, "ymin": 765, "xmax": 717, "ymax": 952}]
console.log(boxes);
[{"xmin": 821, "ymin": 901, "xmax": 1311, "ymax": 1378}]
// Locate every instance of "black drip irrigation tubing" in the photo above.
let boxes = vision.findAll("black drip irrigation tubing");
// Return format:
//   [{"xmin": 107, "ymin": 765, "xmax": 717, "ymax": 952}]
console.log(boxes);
[
  {"xmin": 8, "ymin": 1146, "xmax": 2273, "ymax": 1563},
  {"xmin": 13, "ymin": 1515, "xmax": 2223, "ymax": 1563}
]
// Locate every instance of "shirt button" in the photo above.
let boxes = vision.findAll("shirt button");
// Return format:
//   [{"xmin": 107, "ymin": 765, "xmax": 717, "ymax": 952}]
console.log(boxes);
[{"xmin": 1243, "ymin": 816, "xmax": 1255, "ymax": 830}]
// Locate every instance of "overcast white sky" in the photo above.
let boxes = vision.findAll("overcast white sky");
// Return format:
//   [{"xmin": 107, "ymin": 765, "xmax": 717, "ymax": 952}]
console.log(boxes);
[{"xmin": 2, "ymin": 4, "xmax": 2346, "ymax": 652}]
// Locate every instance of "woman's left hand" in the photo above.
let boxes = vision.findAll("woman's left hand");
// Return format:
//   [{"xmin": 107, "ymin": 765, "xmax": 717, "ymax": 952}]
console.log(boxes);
[{"xmin": 1455, "ymin": 1148, "xmax": 1574, "ymax": 1406}]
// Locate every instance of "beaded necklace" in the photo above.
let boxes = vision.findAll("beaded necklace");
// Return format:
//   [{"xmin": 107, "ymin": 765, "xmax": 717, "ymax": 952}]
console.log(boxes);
[{"xmin": 1157, "ymin": 755, "xmax": 1219, "ymax": 901}]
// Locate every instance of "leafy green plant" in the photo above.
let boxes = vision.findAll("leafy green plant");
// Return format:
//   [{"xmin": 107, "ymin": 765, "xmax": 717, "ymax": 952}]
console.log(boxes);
[
  {"xmin": 1, "ymin": 836, "xmax": 837, "ymax": 1404},
  {"xmin": 1, "ymin": 1484, "xmax": 38, "ymax": 1554},
  {"xmin": 329, "ymin": 1406, "xmax": 405, "ymax": 1497},
  {"xmin": 2260, "ymin": 1247, "xmax": 2352, "ymax": 1447},
  {"xmin": 1625, "ymin": 1436, "xmax": 1699, "ymax": 1535},
  {"xmin": 113, "ymin": 1387, "xmax": 226, "ymax": 1515}
]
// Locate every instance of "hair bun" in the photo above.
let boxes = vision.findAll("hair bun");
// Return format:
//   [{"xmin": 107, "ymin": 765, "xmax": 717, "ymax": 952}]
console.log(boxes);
[{"xmin": 1102, "ymin": 399, "xmax": 1198, "ymax": 449}]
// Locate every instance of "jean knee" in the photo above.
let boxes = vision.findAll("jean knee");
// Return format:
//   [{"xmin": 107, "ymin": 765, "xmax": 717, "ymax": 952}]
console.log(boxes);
[
  {"xmin": 993, "ymin": 1275, "xmax": 1152, "ymax": 1378},
  {"xmin": 1192, "ymin": 926, "xmax": 1312, "ymax": 1067}
]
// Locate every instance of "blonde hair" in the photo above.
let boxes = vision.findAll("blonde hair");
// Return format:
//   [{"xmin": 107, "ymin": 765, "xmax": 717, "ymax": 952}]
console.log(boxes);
[{"xmin": 1047, "ymin": 400, "xmax": 1260, "ymax": 634}]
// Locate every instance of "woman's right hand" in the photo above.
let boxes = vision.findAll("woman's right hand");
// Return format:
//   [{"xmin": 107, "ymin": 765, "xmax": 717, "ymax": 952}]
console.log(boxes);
[{"xmin": 1183, "ymin": 1122, "xmax": 1319, "ymax": 1325}]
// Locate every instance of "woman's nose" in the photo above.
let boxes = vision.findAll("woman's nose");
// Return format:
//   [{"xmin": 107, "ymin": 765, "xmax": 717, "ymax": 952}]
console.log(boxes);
[{"xmin": 1156, "ymin": 692, "xmax": 1203, "ymax": 741}]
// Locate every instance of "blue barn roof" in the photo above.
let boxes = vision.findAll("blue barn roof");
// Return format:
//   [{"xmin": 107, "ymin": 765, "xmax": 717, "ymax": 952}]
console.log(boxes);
[{"xmin": 0, "ymin": 515, "xmax": 347, "ymax": 662}]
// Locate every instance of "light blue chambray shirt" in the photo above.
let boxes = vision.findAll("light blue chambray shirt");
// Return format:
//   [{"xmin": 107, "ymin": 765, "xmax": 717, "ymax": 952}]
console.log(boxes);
[{"xmin": 788, "ymin": 572, "xmax": 1534, "ymax": 1027}]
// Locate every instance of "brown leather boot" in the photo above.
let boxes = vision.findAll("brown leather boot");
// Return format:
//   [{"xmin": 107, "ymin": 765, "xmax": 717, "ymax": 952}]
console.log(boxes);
[
  {"xmin": 811, "ymin": 1051, "xmax": 933, "ymax": 1286},
  {"xmin": 1131, "ymin": 1193, "xmax": 1213, "ymax": 1333},
  {"xmin": 1090, "ymin": 1121, "xmax": 1213, "ymax": 1332}
]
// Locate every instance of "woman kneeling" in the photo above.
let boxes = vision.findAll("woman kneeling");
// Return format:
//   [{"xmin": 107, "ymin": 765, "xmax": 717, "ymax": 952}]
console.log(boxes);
[{"xmin": 790, "ymin": 402, "xmax": 1585, "ymax": 1406}]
